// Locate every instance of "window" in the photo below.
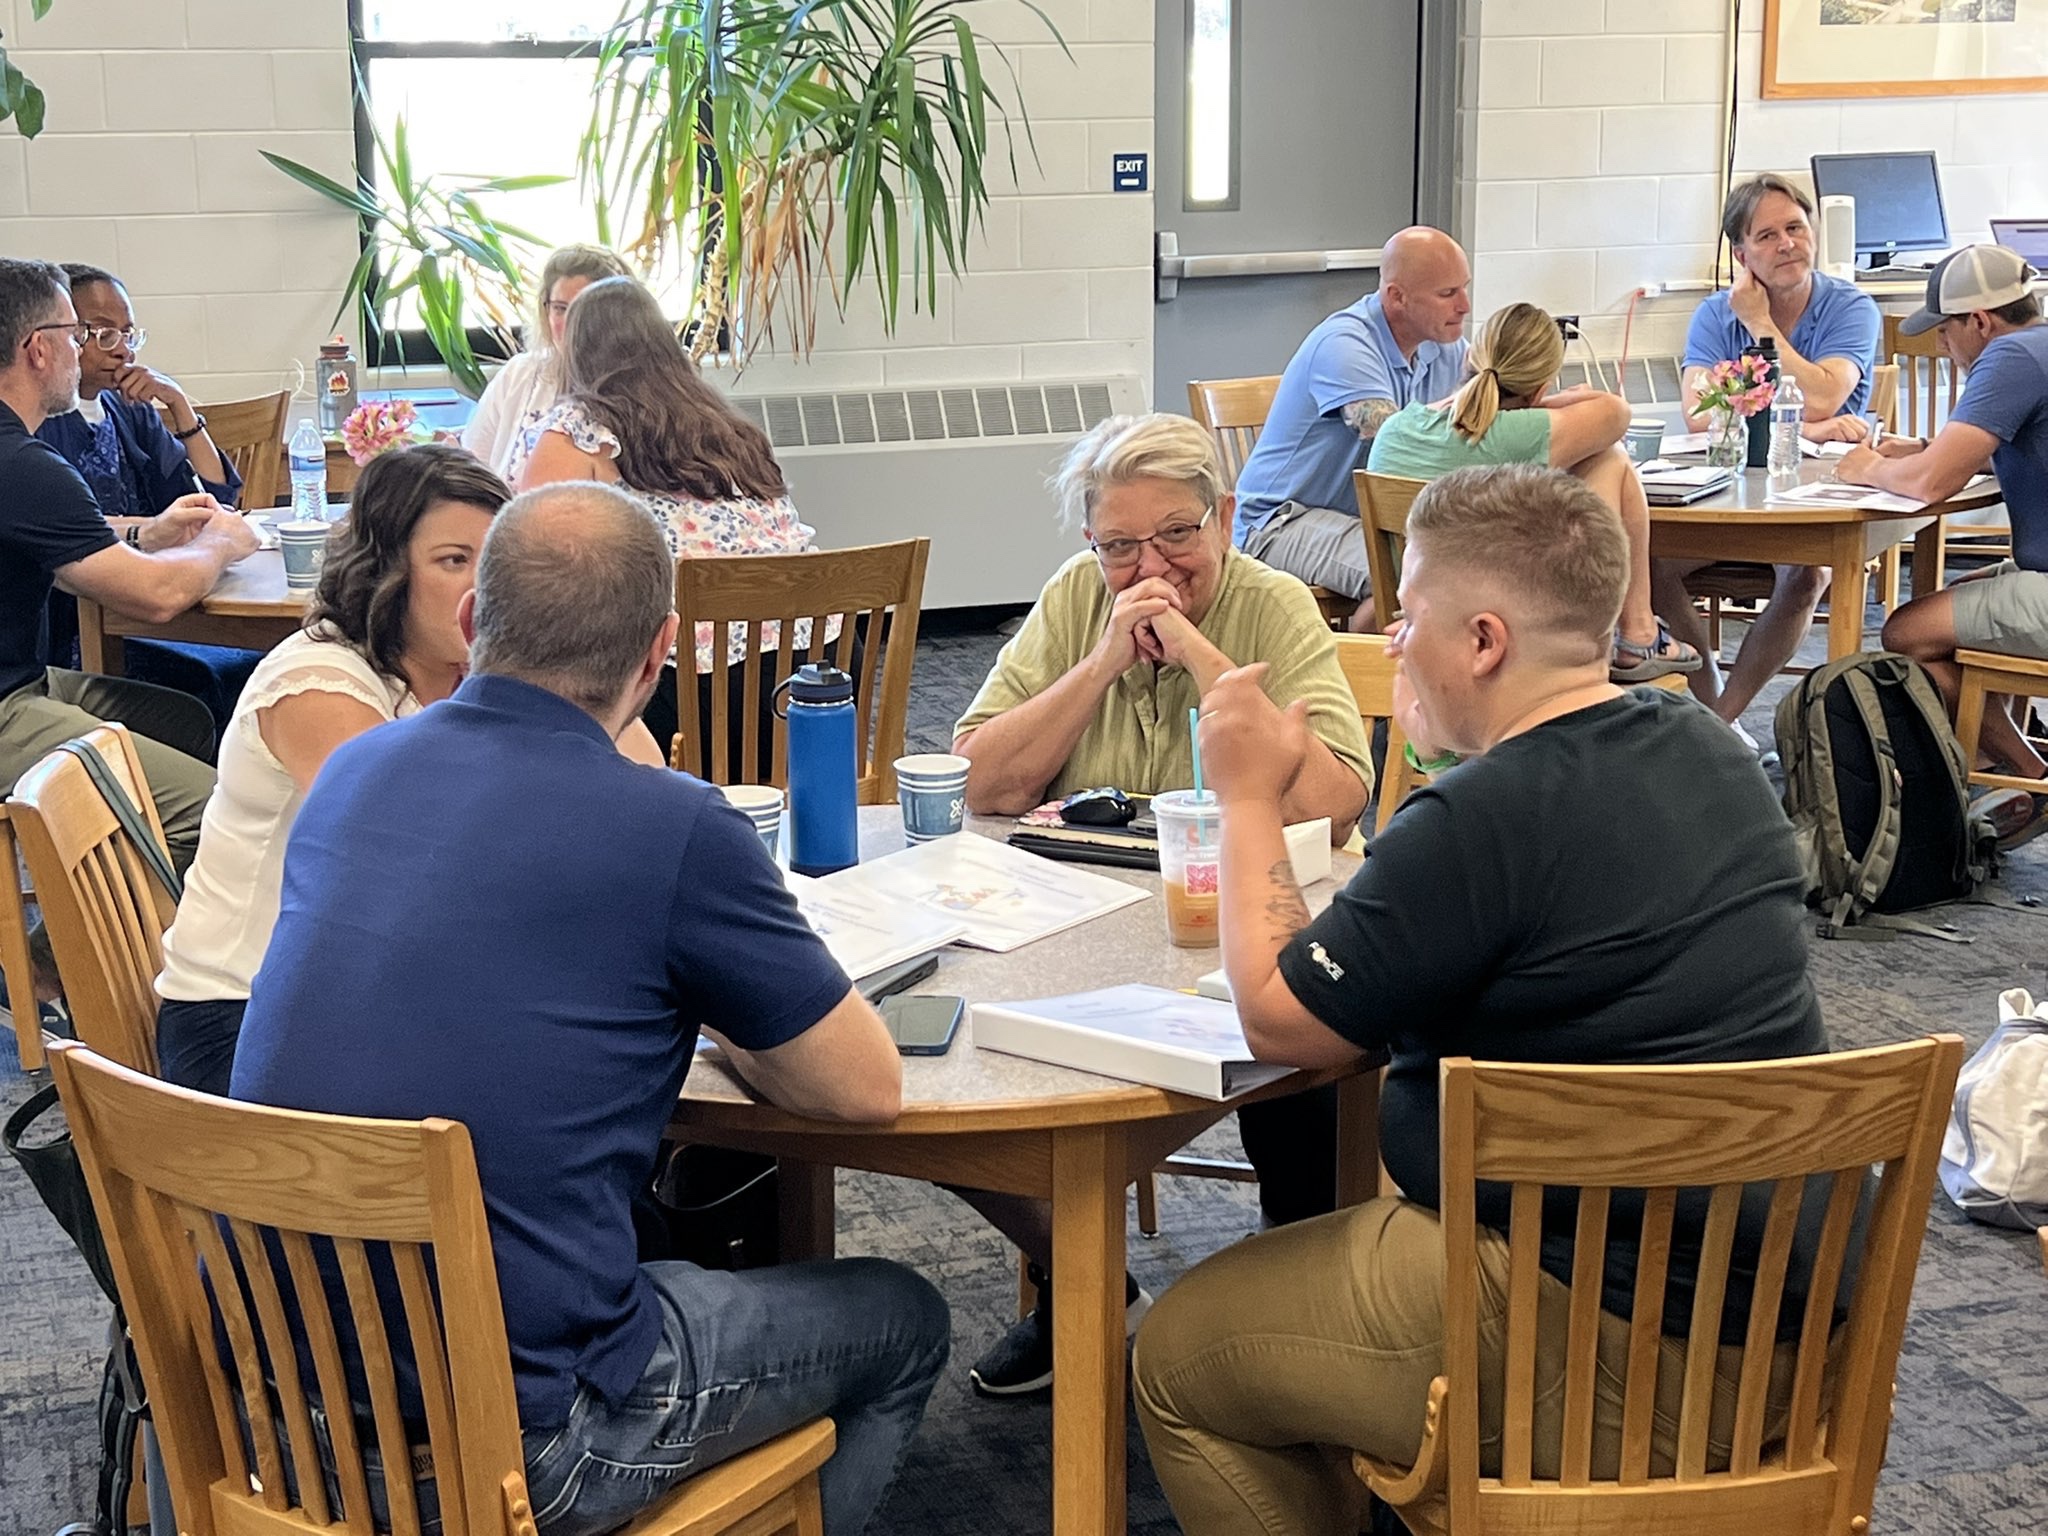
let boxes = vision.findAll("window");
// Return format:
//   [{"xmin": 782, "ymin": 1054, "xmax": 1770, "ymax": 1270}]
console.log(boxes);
[{"xmin": 1185, "ymin": 0, "xmax": 1238, "ymax": 210}]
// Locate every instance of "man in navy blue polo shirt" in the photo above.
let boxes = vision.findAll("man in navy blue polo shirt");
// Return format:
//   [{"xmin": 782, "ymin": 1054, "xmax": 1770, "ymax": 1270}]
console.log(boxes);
[{"xmin": 232, "ymin": 482, "xmax": 948, "ymax": 1536}]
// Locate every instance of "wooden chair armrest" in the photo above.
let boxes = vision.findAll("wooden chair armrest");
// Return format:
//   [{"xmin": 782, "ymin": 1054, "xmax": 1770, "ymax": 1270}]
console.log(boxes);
[{"xmin": 1353, "ymin": 1375, "xmax": 1450, "ymax": 1513}]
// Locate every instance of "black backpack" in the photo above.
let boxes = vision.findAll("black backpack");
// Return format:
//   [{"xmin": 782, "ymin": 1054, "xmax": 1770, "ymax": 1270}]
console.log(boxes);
[{"xmin": 1776, "ymin": 652, "xmax": 1998, "ymax": 941}]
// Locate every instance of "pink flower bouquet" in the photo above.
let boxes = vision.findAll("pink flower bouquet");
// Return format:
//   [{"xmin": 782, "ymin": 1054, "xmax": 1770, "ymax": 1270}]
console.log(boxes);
[
  {"xmin": 1693, "ymin": 354, "xmax": 1776, "ymax": 419},
  {"xmin": 340, "ymin": 398, "xmax": 431, "ymax": 464}
]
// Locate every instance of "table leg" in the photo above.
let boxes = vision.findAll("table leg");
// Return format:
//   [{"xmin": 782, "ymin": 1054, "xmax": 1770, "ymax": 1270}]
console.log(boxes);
[
  {"xmin": 776, "ymin": 1158, "xmax": 835, "ymax": 1263},
  {"xmin": 78, "ymin": 600, "xmax": 123, "ymax": 676},
  {"xmin": 1912, "ymin": 516, "xmax": 1947, "ymax": 602},
  {"xmin": 1827, "ymin": 528, "xmax": 1873, "ymax": 661},
  {"xmin": 1050, "ymin": 1123, "xmax": 1126, "ymax": 1536},
  {"xmin": 1335, "ymin": 1069, "xmax": 1381, "ymax": 1206}
]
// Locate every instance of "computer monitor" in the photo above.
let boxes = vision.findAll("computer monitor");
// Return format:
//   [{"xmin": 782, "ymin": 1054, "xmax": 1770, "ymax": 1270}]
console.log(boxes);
[
  {"xmin": 1990, "ymin": 218, "xmax": 2048, "ymax": 268},
  {"xmin": 1810, "ymin": 151, "xmax": 1949, "ymax": 267}
]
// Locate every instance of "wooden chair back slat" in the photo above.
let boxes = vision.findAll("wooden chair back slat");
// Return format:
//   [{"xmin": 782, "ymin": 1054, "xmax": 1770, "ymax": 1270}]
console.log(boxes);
[
  {"xmin": 336, "ymin": 1236, "xmax": 426, "ymax": 1536},
  {"xmin": 0, "ymin": 808, "xmax": 44, "ymax": 1071},
  {"xmin": 8, "ymin": 724, "xmax": 173, "ymax": 1074},
  {"xmin": 1329, "ymin": 633, "xmax": 1423, "ymax": 836},
  {"xmin": 672, "ymin": 540, "xmax": 929, "ymax": 803},
  {"xmin": 1559, "ymin": 1187, "xmax": 1612, "ymax": 1486},
  {"xmin": 1354, "ymin": 471, "xmax": 1427, "ymax": 632},
  {"xmin": 1728, "ymin": 1178, "xmax": 1806, "ymax": 1475},
  {"xmin": 1500, "ymin": 1182, "xmax": 1544, "ymax": 1487},
  {"xmin": 185, "ymin": 1205, "xmax": 293, "ymax": 1509},
  {"xmin": 226, "ymin": 1214, "xmax": 333, "ymax": 1526},
  {"xmin": 1868, "ymin": 363, "xmax": 1899, "ymax": 437},
  {"xmin": 281, "ymin": 1227, "xmax": 379, "ymax": 1536},
  {"xmin": 199, "ymin": 391, "xmax": 291, "ymax": 508},
  {"xmin": 1390, "ymin": 1037, "xmax": 1962, "ymax": 1536},
  {"xmin": 1618, "ymin": 1186, "xmax": 1678, "ymax": 1484},
  {"xmin": 1186, "ymin": 376, "xmax": 1282, "ymax": 488},
  {"xmin": 393, "ymin": 1245, "xmax": 467, "ymax": 1535},
  {"xmin": 1674, "ymin": 1183, "xmax": 1743, "ymax": 1481},
  {"xmin": 1883, "ymin": 316, "xmax": 1958, "ymax": 440}
]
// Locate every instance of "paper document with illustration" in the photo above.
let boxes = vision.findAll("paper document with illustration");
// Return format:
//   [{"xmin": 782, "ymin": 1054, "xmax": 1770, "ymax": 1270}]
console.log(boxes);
[
  {"xmin": 1766, "ymin": 474, "xmax": 1991, "ymax": 513},
  {"xmin": 784, "ymin": 870, "xmax": 967, "ymax": 979},
  {"xmin": 972, "ymin": 983, "xmax": 1295, "ymax": 1099},
  {"xmin": 812, "ymin": 832, "xmax": 1148, "ymax": 952}
]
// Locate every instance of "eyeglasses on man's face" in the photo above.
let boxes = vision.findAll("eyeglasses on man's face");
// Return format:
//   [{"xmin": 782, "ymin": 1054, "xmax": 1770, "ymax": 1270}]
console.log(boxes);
[
  {"xmin": 83, "ymin": 325, "xmax": 146, "ymax": 352},
  {"xmin": 21, "ymin": 320, "xmax": 86, "ymax": 351},
  {"xmin": 1088, "ymin": 505, "xmax": 1215, "ymax": 569}
]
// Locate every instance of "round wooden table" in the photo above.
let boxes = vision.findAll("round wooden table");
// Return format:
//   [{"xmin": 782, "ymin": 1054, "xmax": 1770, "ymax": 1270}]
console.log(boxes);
[
  {"xmin": 673, "ymin": 811, "xmax": 1379, "ymax": 1536},
  {"xmin": 1649, "ymin": 460, "xmax": 2003, "ymax": 661},
  {"xmin": 78, "ymin": 548, "xmax": 307, "ymax": 677}
]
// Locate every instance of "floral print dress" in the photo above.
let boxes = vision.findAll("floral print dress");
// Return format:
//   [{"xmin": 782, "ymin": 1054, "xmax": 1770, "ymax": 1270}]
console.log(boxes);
[{"xmin": 524, "ymin": 400, "xmax": 838, "ymax": 673}]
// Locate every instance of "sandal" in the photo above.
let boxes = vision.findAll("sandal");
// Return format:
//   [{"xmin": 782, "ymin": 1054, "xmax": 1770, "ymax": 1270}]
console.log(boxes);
[
  {"xmin": 1980, "ymin": 788, "xmax": 2048, "ymax": 851},
  {"xmin": 1610, "ymin": 620, "xmax": 1704, "ymax": 684}
]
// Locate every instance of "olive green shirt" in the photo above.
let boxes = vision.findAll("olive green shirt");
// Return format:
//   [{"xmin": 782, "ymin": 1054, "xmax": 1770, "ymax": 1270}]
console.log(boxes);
[{"xmin": 955, "ymin": 548, "xmax": 1374, "ymax": 803}]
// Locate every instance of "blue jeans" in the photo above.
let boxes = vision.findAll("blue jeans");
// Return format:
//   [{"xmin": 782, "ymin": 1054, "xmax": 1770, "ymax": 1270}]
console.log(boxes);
[
  {"xmin": 155, "ymin": 996, "xmax": 246, "ymax": 1096},
  {"xmin": 522, "ymin": 1257, "xmax": 949, "ymax": 1536}
]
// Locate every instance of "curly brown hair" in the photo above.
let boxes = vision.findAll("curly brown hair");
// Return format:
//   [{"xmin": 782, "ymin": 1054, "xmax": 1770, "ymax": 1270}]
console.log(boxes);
[
  {"xmin": 558, "ymin": 276, "xmax": 788, "ymax": 502},
  {"xmin": 304, "ymin": 443, "xmax": 509, "ymax": 683}
]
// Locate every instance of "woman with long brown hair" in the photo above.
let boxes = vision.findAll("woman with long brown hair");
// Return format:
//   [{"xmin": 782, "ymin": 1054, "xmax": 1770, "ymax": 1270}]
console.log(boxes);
[{"xmin": 515, "ymin": 275, "xmax": 832, "ymax": 762}]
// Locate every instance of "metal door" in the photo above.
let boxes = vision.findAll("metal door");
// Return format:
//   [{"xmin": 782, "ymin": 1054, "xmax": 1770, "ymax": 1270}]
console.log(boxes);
[{"xmin": 1152, "ymin": 0, "xmax": 1440, "ymax": 407}]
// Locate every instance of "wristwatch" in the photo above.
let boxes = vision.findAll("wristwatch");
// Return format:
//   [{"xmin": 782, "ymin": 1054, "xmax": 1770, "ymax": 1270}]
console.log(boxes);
[
  {"xmin": 171, "ymin": 412, "xmax": 207, "ymax": 442},
  {"xmin": 122, "ymin": 523, "xmax": 143, "ymax": 548}
]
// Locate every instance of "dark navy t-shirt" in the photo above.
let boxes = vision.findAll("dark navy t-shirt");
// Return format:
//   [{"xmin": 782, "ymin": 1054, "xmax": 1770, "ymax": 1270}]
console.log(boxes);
[
  {"xmin": 0, "ymin": 399, "xmax": 118, "ymax": 697},
  {"xmin": 1951, "ymin": 323, "xmax": 2048, "ymax": 570},
  {"xmin": 231, "ymin": 673, "xmax": 850, "ymax": 1429}
]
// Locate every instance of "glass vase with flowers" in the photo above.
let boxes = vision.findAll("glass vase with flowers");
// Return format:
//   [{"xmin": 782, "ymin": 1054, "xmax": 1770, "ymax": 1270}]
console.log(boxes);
[{"xmin": 1693, "ymin": 356, "xmax": 1776, "ymax": 469}]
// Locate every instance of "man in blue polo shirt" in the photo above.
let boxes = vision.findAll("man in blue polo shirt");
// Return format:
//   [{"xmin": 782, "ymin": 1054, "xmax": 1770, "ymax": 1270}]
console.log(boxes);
[
  {"xmin": 1843, "ymin": 245, "xmax": 2048, "ymax": 824},
  {"xmin": 1654, "ymin": 175, "xmax": 1883, "ymax": 742},
  {"xmin": 1233, "ymin": 227, "xmax": 1471, "ymax": 626},
  {"xmin": 232, "ymin": 483, "xmax": 948, "ymax": 1536}
]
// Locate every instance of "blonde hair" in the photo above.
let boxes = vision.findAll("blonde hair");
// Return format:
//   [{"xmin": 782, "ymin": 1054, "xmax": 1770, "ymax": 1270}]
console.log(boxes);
[
  {"xmin": 1052, "ymin": 412, "xmax": 1226, "ymax": 530},
  {"xmin": 1406, "ymin": 464, "xmax": 1627, "ymax": 646},
  {"xmin": 1448, "ymin": 303, "xmax": 1566, "ymax": 444},
  {"xmin": 532, "ymin": 244, "xmax": 632, "ymax": 355}
]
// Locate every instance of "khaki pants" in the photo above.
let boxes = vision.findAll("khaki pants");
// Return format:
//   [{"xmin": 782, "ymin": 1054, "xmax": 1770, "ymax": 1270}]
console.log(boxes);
[
  {"xmin": 0, "ymin": 668, "xmax": 216, "ymax": 873},
  {"xmin": 1133, "ymin": 1197, "xmax": 1796, "ymax": 1535}
]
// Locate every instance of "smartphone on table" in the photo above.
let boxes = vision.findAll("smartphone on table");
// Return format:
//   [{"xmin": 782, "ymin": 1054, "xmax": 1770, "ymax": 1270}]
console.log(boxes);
[{"xmin": 880, "ymin": 993, "xmax": 965, "ymax": 1056}]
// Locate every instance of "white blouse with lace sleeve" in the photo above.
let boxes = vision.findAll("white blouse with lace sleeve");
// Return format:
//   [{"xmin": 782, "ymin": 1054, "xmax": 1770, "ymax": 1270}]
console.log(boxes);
[{"xmin": 156, "ymin": 628, "xmax": 417, "ymax": 1003}]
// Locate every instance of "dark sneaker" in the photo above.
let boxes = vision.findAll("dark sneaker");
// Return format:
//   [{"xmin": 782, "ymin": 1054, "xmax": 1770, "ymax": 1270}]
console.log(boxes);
[{"xmin": 969, "ymin": 1266, "xmax": 1153, "ymax": 1399}]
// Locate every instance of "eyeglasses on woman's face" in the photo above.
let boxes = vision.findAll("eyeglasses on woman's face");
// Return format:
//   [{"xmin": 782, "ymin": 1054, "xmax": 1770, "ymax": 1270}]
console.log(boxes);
[{"xmin": 1087, "ymin": 505, "xmax": 1216, "ymax": 569}]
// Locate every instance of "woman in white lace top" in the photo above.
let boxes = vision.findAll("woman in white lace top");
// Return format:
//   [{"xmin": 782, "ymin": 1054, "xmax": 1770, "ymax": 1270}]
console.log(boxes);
[{"xmin": 514, "ymin": 276, "xmax": 836, "ymax": 769}]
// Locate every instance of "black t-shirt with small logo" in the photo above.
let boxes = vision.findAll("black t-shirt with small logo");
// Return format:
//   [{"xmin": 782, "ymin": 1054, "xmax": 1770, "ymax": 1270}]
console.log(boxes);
[{"xmin": 0, "ymin": 399, "xmax": 117, "ymax": 698}]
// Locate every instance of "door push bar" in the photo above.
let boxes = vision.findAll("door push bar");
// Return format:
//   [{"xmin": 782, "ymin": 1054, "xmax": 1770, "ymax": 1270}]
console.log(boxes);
[{"xmin": 1155, "ymin": 231, "xmax": 1384, "ymax": 301}]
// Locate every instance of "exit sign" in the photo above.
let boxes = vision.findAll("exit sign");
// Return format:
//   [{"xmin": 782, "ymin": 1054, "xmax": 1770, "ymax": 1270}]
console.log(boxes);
[{"xmin": 1113, "ymin": 153, "xmax": 1149, "ymax": 193}]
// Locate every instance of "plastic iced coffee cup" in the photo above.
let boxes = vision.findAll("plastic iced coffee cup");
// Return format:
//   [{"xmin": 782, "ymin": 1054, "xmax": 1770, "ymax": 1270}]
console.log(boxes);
[{"xmin": 1152, "ymin": 789, "xmax": 1221, "ymax": 948}]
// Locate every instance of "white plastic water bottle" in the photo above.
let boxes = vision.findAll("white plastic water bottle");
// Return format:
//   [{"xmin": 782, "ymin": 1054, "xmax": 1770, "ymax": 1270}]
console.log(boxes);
[
  {"xmin": 288, "ymin": 419, "xmax": 329, "ymax": 523},
  {"xmin": 1768, "ymin": 371, "xmax": 1804, "ymax": 493}
]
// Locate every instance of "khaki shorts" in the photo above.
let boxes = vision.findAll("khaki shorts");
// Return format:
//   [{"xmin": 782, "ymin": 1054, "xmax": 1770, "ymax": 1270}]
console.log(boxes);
[
  {"xmin": 1950, "ymin": 561, "xmax": 2048, "ymax": 660},
  {"xmin": 1239, "ymin": 501, "xmax": 1372, "ymax": 600}
]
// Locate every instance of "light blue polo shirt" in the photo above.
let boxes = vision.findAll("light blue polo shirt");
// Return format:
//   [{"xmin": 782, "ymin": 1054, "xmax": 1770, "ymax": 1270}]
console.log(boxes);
[
  {"xmin": 1233, "ymin": 293, "xmax": 1469, "ymax": 539},
  {"xmin": 1683, "ymin": 271, "xmax": 1881, "ymax": 416},
  {"xmin": 1952, "ymin": 322, "xmax": 2048, "ymax": 570}
]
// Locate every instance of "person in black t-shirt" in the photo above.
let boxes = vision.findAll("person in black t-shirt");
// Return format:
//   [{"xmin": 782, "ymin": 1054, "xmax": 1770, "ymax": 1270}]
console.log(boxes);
[
  {"xmin": 1134, "ymin": 463, "xmax": 1833, "ymax": 1531},
  {"xmin": 0, "ymin": 259, "xmax": 257, "ymax": 882}
]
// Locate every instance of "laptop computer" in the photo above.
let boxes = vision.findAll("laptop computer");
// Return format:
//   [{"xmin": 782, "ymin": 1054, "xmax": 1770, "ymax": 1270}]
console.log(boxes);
[
  {"xmin": 1639, "ymin": 465, "xmax": 1737, "ymax": 506},
  {"xmin": 1990, "ymin": 218, "xmax": 2048, "ymax": 268}
]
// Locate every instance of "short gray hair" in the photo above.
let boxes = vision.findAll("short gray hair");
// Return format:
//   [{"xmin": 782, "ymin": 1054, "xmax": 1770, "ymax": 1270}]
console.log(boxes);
[
  {"xmin": 1052, "ymin": 412, "xmax": 1226, "ymax": 530},
  {"xmin": 0, "ymin": 259, "xmax": 69, "ymax": 361},
  {"xmin": 1721, "ymin": 173, "xmax": 1814, "ymax": 249},
  {"xmin": 468, "ymin": 482, "xmax": 675, "ymax": 714}
]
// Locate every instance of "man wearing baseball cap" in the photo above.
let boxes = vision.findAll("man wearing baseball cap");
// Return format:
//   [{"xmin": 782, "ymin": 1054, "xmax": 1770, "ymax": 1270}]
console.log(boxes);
[{"xmin": 1839, "ymin": 243, "xmax": 2048, "ymax": 792}]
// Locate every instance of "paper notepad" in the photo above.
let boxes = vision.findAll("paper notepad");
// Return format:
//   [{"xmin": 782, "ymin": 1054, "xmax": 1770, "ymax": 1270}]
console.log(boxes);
[
  {"xmin": 972, "ymin": 984, "xmax": 1293, "ymax": 1099},
  {"xmin": 784, "ymin": 871, "xmax": 966, "ymax": 981}
]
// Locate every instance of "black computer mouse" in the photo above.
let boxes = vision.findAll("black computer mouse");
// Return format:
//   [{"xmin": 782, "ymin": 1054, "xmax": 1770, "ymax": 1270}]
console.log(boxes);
[{"xmin": 1059, "ymin": 786, "xmax": 1135, "ymax": 827}]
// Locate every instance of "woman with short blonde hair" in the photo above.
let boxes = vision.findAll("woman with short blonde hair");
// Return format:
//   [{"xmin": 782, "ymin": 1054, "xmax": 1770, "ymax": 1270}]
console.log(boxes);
[
  {"xmin": 1368, "ymin": 302, "xmax": 1699, "ymax": 683},
  {"xmin": 463, "ymin": 243, "xmax": 632, "ymax": 479}
]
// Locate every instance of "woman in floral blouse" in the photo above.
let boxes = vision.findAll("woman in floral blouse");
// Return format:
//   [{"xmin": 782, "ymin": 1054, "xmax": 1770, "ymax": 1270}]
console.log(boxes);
[{"xmin": 515, "ymin": 276, "xmax": 834, "ymax": 769}]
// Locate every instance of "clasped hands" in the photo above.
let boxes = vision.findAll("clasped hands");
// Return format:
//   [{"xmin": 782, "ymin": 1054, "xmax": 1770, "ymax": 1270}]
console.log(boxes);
[
  {"xmin": 1097, "ymin": 577, "xmax": 1215, "ymax": 672},
  {"xmin": 141, "ymin": 493, "xmax": 261, "ymax": 559}
]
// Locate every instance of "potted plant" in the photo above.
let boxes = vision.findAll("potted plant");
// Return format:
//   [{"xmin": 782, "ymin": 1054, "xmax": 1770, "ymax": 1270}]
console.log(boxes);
[
  {"xmin": 1, "ymin": 0, "xmax": 54, "ymax": 136},
  {"xmin": 582, "ymin": 0, "xmax": 1065, "ymax": 360}
]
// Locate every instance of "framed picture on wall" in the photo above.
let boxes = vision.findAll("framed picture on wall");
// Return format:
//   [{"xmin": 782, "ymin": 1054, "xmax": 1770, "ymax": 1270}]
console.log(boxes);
[{"xmin": 1764, "ymin": 0, "xmax": 2048, "ymax": 98}]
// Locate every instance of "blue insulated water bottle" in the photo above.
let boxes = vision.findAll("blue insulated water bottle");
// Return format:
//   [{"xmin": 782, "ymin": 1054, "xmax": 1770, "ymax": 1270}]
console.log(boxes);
[{"xmin": 777, "ymin": 663, "xmax": 859, "ymax": 876}]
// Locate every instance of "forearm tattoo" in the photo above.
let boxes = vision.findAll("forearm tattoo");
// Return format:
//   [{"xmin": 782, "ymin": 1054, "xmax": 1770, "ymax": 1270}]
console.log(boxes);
[
  {"xmin": 1264, "ymin": 858, "xmax": 1312, "ymax": 940},
  {"xmin": 1341, "ymin": 397, "xmax": 1398, "ymax": 444}
]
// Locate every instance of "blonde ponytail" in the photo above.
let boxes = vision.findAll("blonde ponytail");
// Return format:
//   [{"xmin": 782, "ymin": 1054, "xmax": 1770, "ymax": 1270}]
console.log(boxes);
[{"xmin": 1448, "ymin": 303, "xmax": 1567, "ymax": 444}]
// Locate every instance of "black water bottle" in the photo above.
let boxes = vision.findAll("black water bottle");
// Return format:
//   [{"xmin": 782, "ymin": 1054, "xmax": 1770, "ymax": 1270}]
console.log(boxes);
[{"xmin": 1741, "ymin": 337, "xmax": 1776, "ymax": 469}]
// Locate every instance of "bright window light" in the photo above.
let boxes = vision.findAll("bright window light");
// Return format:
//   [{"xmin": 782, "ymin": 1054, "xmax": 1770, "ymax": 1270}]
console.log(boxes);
[{"xmin": 1187, "ymin": 0, "xmax": 1236, "ymax": 209}]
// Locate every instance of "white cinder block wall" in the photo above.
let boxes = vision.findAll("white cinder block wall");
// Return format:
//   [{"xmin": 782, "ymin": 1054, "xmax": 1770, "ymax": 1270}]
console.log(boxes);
[
  {"xmin": 0, "ymin": 0, "xmax": 1153, "ymax": 404},
  {"xmin": 1459, "ymin": 0, "xmax": 2048, "ymax": 362}
]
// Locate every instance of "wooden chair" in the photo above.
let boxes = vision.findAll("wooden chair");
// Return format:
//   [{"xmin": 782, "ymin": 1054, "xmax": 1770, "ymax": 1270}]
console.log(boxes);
[
  {"xmin": 1953, "ymin": 649, "xmax": 2048, "ymax": 795},
  {"xmin": 1190, "ymin": 375, "xmax": 1352, "ymax": 629},
  {"xmin": 8, "ymin": 723, "xmax": 173, "ymax": 1076},
  {"xmin": 47, "ymin": 1039, "xmax": 832, "ymax": 1536},
  {"xmin": 1355, "ymin": 470, "xmax": 1427, "ymax": 633},
  {"xmin": 671, "ymin": 540, "xmax": 929, "ymax": 804},
  {"xmin": 195, "ymin": 390, "xmax": 290, "ymax": 509},
  {"xmin": 1886, "ymin": 312, "xmax": 2003, "ymax": 562},
  {"xmin": 1356, "ymin": 1035, "xmax": 1963, "ymax": 1536},
  {"xmin": 0, "ymin": 806, "xmax": 44, "ymax": 1070}
]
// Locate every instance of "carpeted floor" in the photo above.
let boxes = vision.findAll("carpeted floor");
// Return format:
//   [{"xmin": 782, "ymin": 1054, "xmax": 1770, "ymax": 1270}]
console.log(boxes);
[{"xmin": 4, "ymin": 605, "xmax": 2046, "ymax": 1536}]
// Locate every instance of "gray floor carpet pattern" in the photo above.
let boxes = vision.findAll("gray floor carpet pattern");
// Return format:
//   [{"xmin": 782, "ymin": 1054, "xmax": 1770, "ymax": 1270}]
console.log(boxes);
[{"xmin": 4, "ymin": 603, "xmax": 2046, "ymax": 1535}]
